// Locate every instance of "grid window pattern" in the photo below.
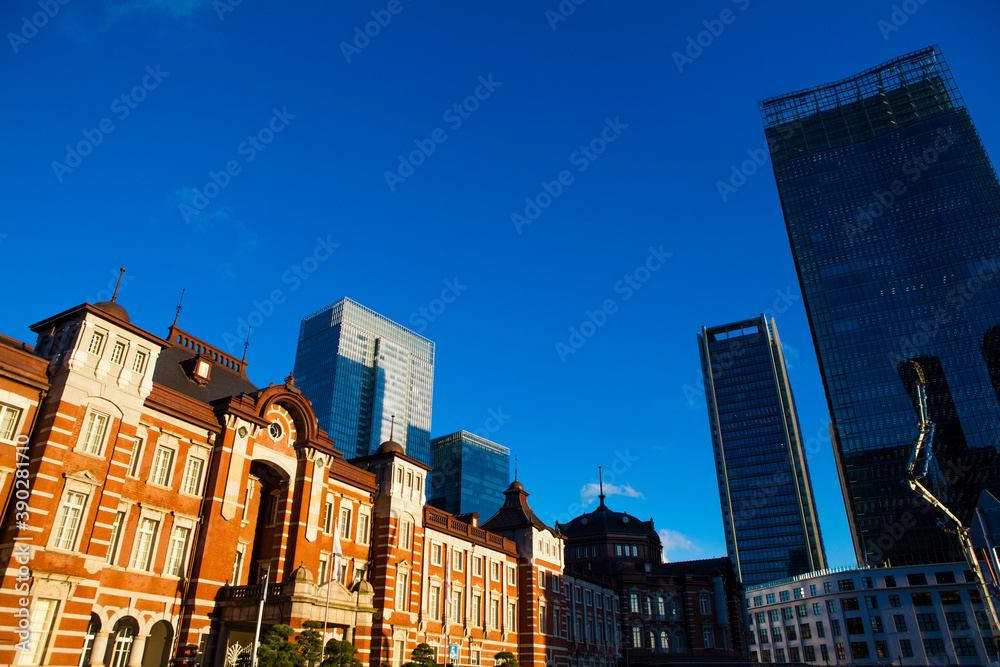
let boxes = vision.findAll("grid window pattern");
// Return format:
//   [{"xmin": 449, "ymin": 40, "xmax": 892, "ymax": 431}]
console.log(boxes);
[
  {"xmin": 150, "ymin": 446, "xmax": 174, "ymax": 487},
  {"xmin": 106, "ymin": 510, "xmax": 125, "ymax": 565},
  {"xmin": 946, "ymin": 611, "xmax": 969, "ymax": 631},
  {"xmin": 917, "ymin": 613, "xmax": 939, "ymax": 631},
  {"xmin": 0, "ymin": 403, "xmax": 22, "ymax": 441},
  {"xmin": 924, "ymin": 638, "xmax": 946, "ymax": 658},
  {"xmin": 80, "ymin": 411, "xmax": 109, "ymax": 455},
  {"xmin": 428, "ymin": 431, "xmax": 510, "ymax": 519},
  {"xmin": 954, "ymin": 638, "xmax": 977, "ymax": 657},
  {"xmin": 181, "ymin": 458, "xmax": 204, "ymax": 495},
  {"xmin": 761, "ymin": 45, "xmax": 1000, "ymax": 565},
  {"xmin": 700, "ymin": 316, "xmax": 827, "ymax": 585},
  {"xmin": 165, "ymin": 526, "xmax": 191, "ymax": 576},
  {"xmin": 130, "ymin": 518, "xmax": 159, "ymax": 570},
  {"xmin": 894, "ymin": 614, "xmax": 907, "ymax": 632},
  {"xmin": 52, "ymin": 491, "xmax": 86, "ymax": 550}
]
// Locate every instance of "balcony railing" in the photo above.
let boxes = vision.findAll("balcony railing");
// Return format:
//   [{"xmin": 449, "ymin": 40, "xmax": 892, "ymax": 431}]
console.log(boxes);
[{"xmin": 218, "ymin": 582, "xmax": 286, "ymax": 602}]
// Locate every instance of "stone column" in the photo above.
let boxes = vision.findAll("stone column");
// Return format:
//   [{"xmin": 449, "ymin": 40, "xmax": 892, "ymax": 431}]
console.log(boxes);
[
  {"xmin": 88, "ymin": 631, "xmax": 111, "ymax": 667},
  {"xmin": 126, "ymin": 634, "xmax": 149, "ymax": 667}
]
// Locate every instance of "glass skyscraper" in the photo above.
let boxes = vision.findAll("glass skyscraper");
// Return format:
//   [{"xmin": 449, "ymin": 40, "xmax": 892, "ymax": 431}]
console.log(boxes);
[
  {"xmin": 428, "ymin": 430, "xmax": 510, "ymax": 520},
  {"xmin": 293, "ymin": 298, "xmax": 435, "ymax": 464},
  {"xmin": 699, "ymin": 315, "xmax": 827, "ymax": 586},
  {"xmin": 761, "ymin": 46, "xmax": 1000, "ymax": 565}
]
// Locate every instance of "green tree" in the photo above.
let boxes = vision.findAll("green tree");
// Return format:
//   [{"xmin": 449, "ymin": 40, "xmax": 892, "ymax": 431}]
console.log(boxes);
[
  {"xmin": 321, "ymin": 639, "xmax": 363, "ymax": 667},
  {"xmin": 410, "ymin": 643, "xmax": 437, "ymax": 667},
  {"xmin": 494, "ymin": 651, "xmax": 520, "ymax": 667},
  {"xmin": 257, "ymin": 624, "xmax": 306, "ymax": 667},
  {"xmin": 298, "ymin": 621, "xmax": 324, "ymax": 665}
]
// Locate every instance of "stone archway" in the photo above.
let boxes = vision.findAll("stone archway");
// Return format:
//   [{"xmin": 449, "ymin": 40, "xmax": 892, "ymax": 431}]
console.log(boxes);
[
  {"xmin": 105, "ymin": 616, "xmax": 139, "ymax": 667},
  {"xmin": 142, "ymin": 620, "xmax": 173, "ymax": 666}
]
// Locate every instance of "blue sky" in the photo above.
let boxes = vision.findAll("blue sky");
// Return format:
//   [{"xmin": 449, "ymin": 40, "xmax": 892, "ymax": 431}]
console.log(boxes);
[{"xmin": 2, "ymin": 0, "xmax": 999, "ymax": 567}]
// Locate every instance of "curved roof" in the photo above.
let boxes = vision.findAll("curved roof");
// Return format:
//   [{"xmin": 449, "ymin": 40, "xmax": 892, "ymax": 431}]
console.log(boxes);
[
  {"xmin": 93, "ymin": 301, "xmax": 130, "ymax": 323},
  {"xmin": 558, "ymin": 497, "xmax": 660, "ymax": 543},
  {"xmin": 481, "ymin": 479, "xmax": 554, "ymax": 534},
  {"xmin": 376, "ymin": 439, "xmax": 404, "ymax": 455}
]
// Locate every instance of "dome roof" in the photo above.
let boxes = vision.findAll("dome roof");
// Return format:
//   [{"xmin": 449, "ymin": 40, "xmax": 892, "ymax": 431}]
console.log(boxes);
[
  {"xmin": 507, "ymin": 479, "xmax": 524, "ymax": 492},
  {"xmin": 376, "ymin": 439, "xmax": 404, "ymax": 455},
  {"xmin": 93, "ymin": 301, "xmax": 130, "ymax": 323},
  {"xmin": 559, "ymin": 504, "xmax": 660, "ymax": 542}
]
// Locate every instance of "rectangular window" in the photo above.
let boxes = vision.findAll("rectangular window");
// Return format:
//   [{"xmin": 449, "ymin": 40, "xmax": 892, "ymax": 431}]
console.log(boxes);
[
  {"xmin": 954, "ymin": 638, "xmax": 978, "ymax": 657},
  {"xmin": 165, "ymin": 526, "xmax": 191, "ymax": 576},
  {"xmin": 88, "ymin": 331, "xmax": 104, "ymax": 354},
  {"xmin": 508, "ymin": 601, "xmax": 516, "ymax": 631},
  {"xmin": 894, "ymin": 614, "xmax": 907, "ymax": 632},
  {"xmin": 753, "ymin": 595, "xmax": 763, "ymax": 606},
  {"xmin": 917, "ymin": 613, "xmax": 939, "ymax": 631},
  {"xmin": 907, "ymin": 572, "xmax": 927, "ymax": 586},
  {"xmin": 823, "ymin": 582, "xmax": 832, "ymax": 594},
  {"xmin": 812, "ymin": 602, "xmax": 821, "ymax": 615},
  {"xmin": 816, "ymin": 621, "xmax": 825, "ymax": 638},
  {"xmin": 429, "ymin": 584, "xmax": 441, "ymax": 619},
  {"xmin": 80, "ymin": 410, "xmax": 109, "ymax": 455},
  {"xmin": 946, "ymin": 611, "xmax": 969, "ymax": 631},
  {"xmin": 780, "ymin": 590, "xmax": 790, "ymax": 602},
  {"xmin": 923, "ymin": 638, "xmax": 946, "ymax": 658},
  {"xmin": 111, "ymin": 341, "xmax": 127, "ymax": 365},
  {"xmin": 831, "ymin": 619, "xmax": 841, "ymax": 636},
  {"xmin": 865, "ymin": 595, "xmax": 878, "ymax": 609},
  {"xmin": 935, "ymin": 570, "xmax": 956, "ymax": 584},
  {"xmin": 786, "ymin": 625, "xmax": 797, "ymax": 641},
  {"xmin": 538, "ymin": 570, "xmax": 546, "ymax": 589},
  {"xmin": 452, "ymin": 591, "xmax": 463, "ymax": 623},
  {"xmin": 841, "ymin": 597, "xmax": 859, "ymax": 611},
  {"xmin": 846, "ymin": 617, "xmax": 865, "ymax": 635},
  {"xmin": 472, "ymin": 594, "xmax": 482, "ymax": 626},
  {"xmin": 782, "ymin": 607, "xmax": 793, "ymax": 620},
  {"xmin": 232, "ymin": 549, "xmax": 243, "ymax": 585},
  {"xmin": 850, "ymin": 642, "xmax": 870, "ymax": 660},
  {"xmin": 181, "ymin": 457, "xmax": 204, "ymax": 495},
  {"xmin": 884, "ymin": 575, "xmax": 896, "ymax": 587},
  {"xmin": 52, "ymin": 491, "xmax": 87, "ymax": 550},
  {"xmin": 394, "ymin": 640, "xmax": 404, "ymax": 667},
  {"xmin": 826, "ymin": 600, "xmax": 837, "ymax": 614},
  {"xmin": 473, "ymin": 555, "xmax": 482, "ymax": 577},
  {"xmin": 820, "ymin": 645, "xmax": 829, "ymax": 662},
  {"xmin": 835, "ymin": 643, "xmax": 846, "ymax": 661},
  {"xmin": 268, "ymin": 495, "xmax": 279, "ymax": 525},
  {"xmin": 401, "ymin": 521, "xmax": 411, "ymax": 549},
  {"xmin": 453, "ymin": 549, "xmax": 463, "ymax": 571},
  {"xmin": 804, "ymin": 645, "xmax": 815, "ymax": 662},
  {"xmin": 357, "ymin": 514, "xmax": 370, "ymax": 545},
  {"xmin": 809, "ymin": 584, "xmax": 817, "ymax": 596},
  {"xmin": 888, "ymin": 594, "xmax": 901, "ymax": 608},
  {"xmin": 775, "ymin": 648, "xmax": 784, "ymax": 663},
  {"xmin": 150, "ymin": 445, "xmax": 174, "ymax": 486},
  {"xmin": 491, "ymin": 598, "xmax": 500, "ymax": 629},
  {"xmin": 771, "ymin": 627, "xmax": 782, "ymax": 643},
  {"xmin": 789, "ymin": 647, "xmax": 800, "ymax": 663},
  {"xmin": 795, "ymin": 587, "xmax": 804, "ymax": 599},
  {"xmin": 940, "ymin": 590, "xmax": 963, "ymax": 605},
  {"xmin": 796, "ymin": 604, "xmax": 807, "ymax": 617},
  {"xmin": 766, "ymin": 593, "xmax": 776, "ymax": 604},
  {"xmin": 127, "ymin": 437, "xmax": 143, "ymax": 477},
  {"xmin": 977, "ymin": 610, "xmax": 991, "ymax": 630},
  {"xmin": 130, "ymin": 517, "xmax": 159, "ymax": 570},
  {"xmin": 875, "ymin": 640, "xmax": 889, "ymax": 660},
  {"xmin": 339, "ymin": 507, "xmax": 352, "ymax": 540},
  {"xmin": 758, "ymin": 629, "xmax": 768, "ymax": 645},
  {"xmin": 322, "ymin": 501, "xmax": 332, "ymax": 533},
  {"xmin": 471, "ymin": 650, "xmax": 480, "ymax": 666},
  {"xmin": 132, "ymin": 350, "xmax": 147, "ymax": 373},
  {"xmin": 0, "ymin": 403, "xmax": 22, "ymax": 441},
  {"xmin": 768, "ymin": 610, "xmax": 779, "ymax": 622},
  {"xmin": 838, "ymin": 579, "xmax": 855, "ymax": 591},
  {"xmin": 395, "ymin": 572, "xmax": 408, "ymax": 611},
  {"xmin": 799, "ymin": 622, "xmax": 812, "ymax": 639},
  {"xmin": 106, "ymin": 510, "xmax": 125, "ymax": 565},
  {"xmin": 432, "ymin": 543, "xmax": 443, "ymax": 566},
  {"xmin": 24, "ymin": 598, "xmax": 59, "ymax": 664},
  {"xmin": 630, "ymin": 593, "xmax": 640, "ymax": 613},
  {"xmin": 318, "ymin": 556, "xmax": 328, "ymax": 585},
  {"xmin": 491, "ymin": 560, "xmax": 500, "ymax": 581}
]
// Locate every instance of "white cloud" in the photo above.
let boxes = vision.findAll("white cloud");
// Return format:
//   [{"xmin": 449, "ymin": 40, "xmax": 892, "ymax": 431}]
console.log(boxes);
[
  {"xmin": 580, "ymin": 482, "xmax": 645, "ymax": 507},
  {"xmin": 657, "ymin": 528, "xmax": 701, "ymax": 563}
]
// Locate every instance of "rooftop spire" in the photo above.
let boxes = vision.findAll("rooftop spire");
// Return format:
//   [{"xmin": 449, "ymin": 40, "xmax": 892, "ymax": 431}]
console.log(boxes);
[
  {"xmin": 240, "ymin": 326, "xmax": 251, "ymax": 364},
  {"xmin": 514, "ymin": 455, "xmax": 518, "ymax": 481},
  {"xmin": 598, "ymin": 466, "xmax": 607, "ymax": 509},
  {"xmin": 110, "ymin": 268, "xmax": 126, "ymax": 303},
  {"xmin": 389, "ymin": 415, "xmax": 395, "ymax": 441},
  {"xmin": 172, "ymin": 288, "xmax": 185, "ymax": 327}
]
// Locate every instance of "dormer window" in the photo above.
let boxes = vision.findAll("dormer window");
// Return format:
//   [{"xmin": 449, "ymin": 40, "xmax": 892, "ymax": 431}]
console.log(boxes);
[{"xmin": 194, "ymin": 359, "xmax": 211, "ymax": 382}]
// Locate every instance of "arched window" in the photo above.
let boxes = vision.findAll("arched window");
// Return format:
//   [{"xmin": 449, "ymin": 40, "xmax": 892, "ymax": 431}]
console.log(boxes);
[
  {"xmin": 657, "ymin": 596, "xmax": 666, "ymax": 616},
  {"xmin": 660, "ymin": 631, "xmax": 669, "ymax": 652}
]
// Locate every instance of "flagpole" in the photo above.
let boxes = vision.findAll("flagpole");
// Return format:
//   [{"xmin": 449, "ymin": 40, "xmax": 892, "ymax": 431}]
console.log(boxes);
[
  {"xmin": 323, "ymin": 517, "xmax": 344, "ymax": 663},
  {"xmin": 251, "ymin": 564, "xmax": 270, "ymax": 667}
]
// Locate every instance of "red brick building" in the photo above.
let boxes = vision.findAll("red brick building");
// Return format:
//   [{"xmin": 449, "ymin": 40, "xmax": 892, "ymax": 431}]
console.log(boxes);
[
  {"xmin": 557, "ymin": 494, "xmax": 749, "ymax": 664},
  {"xmin": 0, "ymin": 299, "xmax": 622, "ymax": 667}
]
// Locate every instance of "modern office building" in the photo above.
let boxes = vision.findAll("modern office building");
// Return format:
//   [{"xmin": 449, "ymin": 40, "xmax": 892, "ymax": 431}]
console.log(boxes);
[
  {"xmin": 293, "ymin": 298, "xmax": 435, "ymax": 465},
  {"xmin": 699, "ymin": 315, "xmax": 827, "ymax": 586},
  {"xmin": 428, "ymin": 430, "xmax": 510, "ymax": 519},
  {"xmin": 760, "ymin": 45, "xmax": 1000, "ymax": 566},
  {"xmin": 745, "ymin": 562, "xmax": 997, "ymax": 665}
]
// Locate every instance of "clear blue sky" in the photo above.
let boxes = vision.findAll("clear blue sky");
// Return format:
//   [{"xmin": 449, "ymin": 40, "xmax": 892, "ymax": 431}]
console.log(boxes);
[{"xmin": 3, "ymin": 0, "xmax": 999, "ymax": 568}]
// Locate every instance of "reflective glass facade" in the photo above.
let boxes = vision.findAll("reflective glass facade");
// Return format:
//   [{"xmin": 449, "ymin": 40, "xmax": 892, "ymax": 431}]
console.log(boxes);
[
  {"xmin": 428, "ymin": 431, "xmax": 510, "ymax": 520},
  {"xmin": 700, "ymin": 315, "xmax": 827, "ymax": 586},
  {"xmin": 761, "ymin": 46, "xmax": 1000, "ymax": 565},
  {"xmin": 293, "ymin": 298, "xmax": 435, "ymax": 464}
]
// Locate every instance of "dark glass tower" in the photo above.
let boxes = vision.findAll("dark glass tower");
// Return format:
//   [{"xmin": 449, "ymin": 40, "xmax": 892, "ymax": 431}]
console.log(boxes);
[
  {"xmin": 293, "ymin": 298, "xmax": 435, "ymax": 464},
  {"xmin": 428, "ymin": 430, "xmax": 509, "ymax": 520},
  {"xmin": 761, "ymin": 46, "xmax": 1000, "ymax": 565},
  {"xmin": 699, "ymin": 315, "xmax": 827, "ymax": 586}
]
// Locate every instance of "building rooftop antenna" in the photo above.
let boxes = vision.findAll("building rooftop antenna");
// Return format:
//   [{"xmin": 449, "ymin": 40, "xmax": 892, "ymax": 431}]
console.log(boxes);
[
  {"xmin": 172, "ymin": 288, "xmax": 185, "ymax": 327},
  {"xmin": 389, "ymin": 415, "xmax": 395, "ymax": 441},
  {"xmin": 110, "ymin": 268, "xmax": 126, "ymax": 303},
  {"xmin": 598, "ymin": 465, "xmax": 606, "ymax": 508},
  {"xmin": 241, "ymin": 326, "xmax": 251, "ymax": 365}
]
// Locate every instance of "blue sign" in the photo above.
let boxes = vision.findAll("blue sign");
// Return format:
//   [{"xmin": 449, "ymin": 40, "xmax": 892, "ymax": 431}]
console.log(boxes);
[{"xmin": 448, "ymin": 644, "xmax": 459, "ymax": 662}]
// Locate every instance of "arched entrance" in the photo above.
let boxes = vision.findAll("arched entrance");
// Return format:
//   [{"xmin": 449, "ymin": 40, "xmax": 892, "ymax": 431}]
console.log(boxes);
[
  {"xmin": 142, "ymin": 620, "xmax": 173, "ymax": 666},
  {"xmin": 105, "ymin": 617, "xmax": 139, "ymax": 667},
  {"xmin": 246, "ymin": 460, "xmax": 289, "ymax": 584}
]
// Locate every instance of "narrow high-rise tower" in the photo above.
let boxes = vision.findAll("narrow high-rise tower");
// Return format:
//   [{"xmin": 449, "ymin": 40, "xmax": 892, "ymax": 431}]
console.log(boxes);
[
  {"xmin": 428, "ymin": 430, "xmax": 510, "ymax": 519},
  {"xmin": 293, "ymin": 298, "xmax": 435, "ymax": 464},
  {"xmin": 699, "ymin": 315, "xmax": 826, "ymax": 585},
  {"xmin": 761, "ymin": 46, "xmax": 1000, "ymax": 565}
]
